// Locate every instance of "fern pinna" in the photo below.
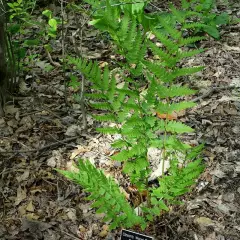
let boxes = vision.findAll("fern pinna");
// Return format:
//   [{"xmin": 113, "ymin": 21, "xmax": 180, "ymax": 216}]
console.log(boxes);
[{"xmin": 61, "ymin": 1, "xmax": 205, "ymax": 230}]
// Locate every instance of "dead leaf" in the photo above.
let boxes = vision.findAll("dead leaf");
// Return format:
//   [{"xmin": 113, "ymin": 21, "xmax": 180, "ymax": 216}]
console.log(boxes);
[
  {"xmin": 16, "ymin": 170, "xmax": 30, "ymax": 183},
  {"xmin": 223, "ymin": 44, "xmax": 240, "ymax": 52},
  {"xmin": 15, "ymin": 186, "xmax": 27, "ymax": 206},
  {"xmin": 26, "ymin": 200, "xmax": 35, "ymax": 212},
  {"xmin": 194, "ymin": 217, "xmax": 214, "ymax": 227},
  {"xmin": 66, "ymin": 208, "xmax": 77, "ymax": 221},
  {"xmin": 70, "ymin": 146, "xmax": 90, "ymax": 159},
  {"xmin": 156, "ymin": 110, "xmax": 185, "ymax": 120}
]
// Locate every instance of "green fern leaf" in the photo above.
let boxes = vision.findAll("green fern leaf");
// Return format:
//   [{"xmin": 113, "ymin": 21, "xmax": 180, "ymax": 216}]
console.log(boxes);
[
  {"xmin": 85, "ymin": 93, "xmax": 107, "ymax": 99},
  {"xmin": 179, "ymin": 36, "xmax": 206, "ymax": 46},
  {"xmin": 97, "ymin": 127, "xmax": 119, "ymax": 134},
  {"xmin": 143, "ymin": 61, "xmax": 170, "ymax": 82},
  {"xmin": 152, "ymin": 30, "xmax": 178, "ymax": 54},
  {"xmin": 172, "ymin": 66, "xmax": 204, "ymax": 78},
  {"xmin": 117, "ymin": 14, "xmax": 131, "ymax": 42},
  {"xmin": 182, "ymin": 22, "xmax": 205, "ymax": 29},
  {"xmin": 111, "ymin": 150, "xmax": 129, "ymax": 161},
  {"xmin": 93, "ymin": 114, "xmax": 115, "ymax": 122},
  {"xmin": 103, "ymin": 66, "xmax": 110, "ymax": 90},
  {"xmin": 159, "ymin": 17, "xmax": 182, "ymax": 40},
  {"xmin": 156, "ymin": 85, "xmax": 197, "ymax": 98},
  {"xmin": 170, "ymin": 4, "xmax": 186, "ymax": 23},
  {"xmin": 108, "ymin": 76, "xmax": 116, "ymax": 102},
  {"xmin": 166, "ymin": 121, "xmax": 194, "ymax": 134},
  {"xmin": 90, "ymin": 102, "xmax": 111, "ymax": 110},
  {"xmin": 111, "ymin": 139, "xmax": 129, "ymax": 148},
  {"xmin": 123, "ymin": 157, "xmax": 148, "ymax": 174},
  {"xmin": 177, "ymin": 48, "xmax": 204, "ymax": 60},
  {"xmin": 122, "ymin": 103, "xmax": 141, "ymax": 111},
  {"xmin": 168, "ymin": 101, "xmax": 196, "ymax": 113},
  {"xmin": 148, "ymin": 40, "xmax": 176, "ymax": 67}
]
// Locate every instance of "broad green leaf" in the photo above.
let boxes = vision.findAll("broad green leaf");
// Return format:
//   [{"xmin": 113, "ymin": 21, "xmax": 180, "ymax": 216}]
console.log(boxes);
[
  {"xmin": 49, "ymin": 18, "xmax": 58, "ymax": 31},
  {"xmin": 42, "ymin": 9, "xmax": 52, "ymax": 18},
  {"xmin": 111, "ymin": 150, "xmax": 129, "ymax": 161},
  {"xmin": 203, "ymin": 25, "xmax": 220, "ymax": 39}
]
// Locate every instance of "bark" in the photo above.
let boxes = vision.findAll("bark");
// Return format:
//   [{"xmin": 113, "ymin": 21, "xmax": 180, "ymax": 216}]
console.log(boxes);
[{"xmin": 0, "ymin": 1, "xmax": 7, "ymax": 116}]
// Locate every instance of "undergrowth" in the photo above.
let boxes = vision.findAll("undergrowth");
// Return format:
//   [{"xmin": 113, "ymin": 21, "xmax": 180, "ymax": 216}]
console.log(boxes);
[{"xmin": 58, "ymin": 0, "xmax": 206, "ymax": 231}]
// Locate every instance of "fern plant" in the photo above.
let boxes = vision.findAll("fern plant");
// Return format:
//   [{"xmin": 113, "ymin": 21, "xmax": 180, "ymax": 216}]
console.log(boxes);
[
  {"xmin": 59, "ymin": 0, "xmax": 205, "ymax": 231},
  {"xmin": 57, "ymin": 159, "xmax": 144, "ymax": 229}
]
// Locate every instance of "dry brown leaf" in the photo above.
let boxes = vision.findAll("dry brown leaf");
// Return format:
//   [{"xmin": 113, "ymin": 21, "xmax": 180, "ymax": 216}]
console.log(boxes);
[
  {"xmin": 15, "ymin": 186, "xmax": 27, "ymax": 206},
  {"xmin": 26, "ymin": 200, "xmax": 35, "ymax": 212}
]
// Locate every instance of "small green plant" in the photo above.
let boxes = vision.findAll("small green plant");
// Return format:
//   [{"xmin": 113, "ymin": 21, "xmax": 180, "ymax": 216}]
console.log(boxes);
[
  {"xmin": 58, "ymin": 0, "xmax": 205, "ymax": 231},
  {"xmin": 180, "ymin": 0, "xmax": 230, "ymax": 39},
  {"xmin": 42, "ymin": 9, "xmax": 59, "ymax": 39}
]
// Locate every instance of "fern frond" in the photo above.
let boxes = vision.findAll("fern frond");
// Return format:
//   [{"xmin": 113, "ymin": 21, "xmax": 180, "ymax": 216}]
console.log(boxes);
[
  {"xmin": 126, "ymin": 30, "xmax": 146, "ymax": 64},
  {"xmin": 158, "ymin": 17, "xmax": 182, "ymax": 40},
  {"xmin": 156, "ymin": 101, "xmax": 196, "ymax": 114},
  {"xmin": 116, "ymin": 88, "xmax": 139, "ymax": 98},
  {"xmin": 92, "ymin": 114, "xmax": 116, "ymax": 122},
  {"xmin": 108, "ymin": 76, "xmax": 117, "ymax": 102},
  {"xmin": 123, "ymin": 157, "xmax": 149, "ymax": 174},
  {"xmin": 90, "ymin": 102, "xmax": 112, "ymax": 110},
  {"xmin": 127, "ymin": 143, "xmax": 146, "ymax": 157},
  {"xmin": 111, "ymin": 139, "xmax": 129, "ymax": 148},
  {"xmin": 177, "ymin": 48, "xmax": 204, "ymax": 60},
  {"xmin": 122, "ymin": 103, "xmax": 141, "ymax": 111},
  {"xmin": 121, "ymin": 126, "xmax": 143, "ymax": 138},
  {"xmin": 152, "ymin": 157, "xmax": 204, "ymax": 202},
  {"xmin": 148, "ymin": 40, "xmax": 177, "ymax": 67},
  {"xmin": 111, "ymin": 149, "xmax": 129, "ymax": 161},
  {"xmin": 96, "ymin": 127, "xmax": 120, "ymax": 134},
  {"xmin": 102, "ymin": 66, "xmax": 110, "ymax": 90},
  {"xmin": 156, "ymin": 85, "xmax": 197, "ymax": 98},
  {"xmin": 179, "ymin": 36, "xmax": 206, "ymax": 46},
  {"xmin": 85, "ymin": 93, "xmax": 107, "ymax": 99},
  {"xmin": 169, "ymin": 101, "xmax": 196, "ymax": 112},
  {"xmin": 166, "ymin": 120, "xmax": 194, "ymax": 134},
  {"xmin": 125, "ymin": 116, "xmax": 145, "ymax": 127},
  {"xmin": 143, "ymin": 61, "xmax": 170, "ymax": 82},
  {"xmin": 117, "ymin": 14, "xmax": 131, "ymax": 42},
  {"xmin": 122, "ymin": 17, "xmax": 137, "ymax": 50},
  {"xmin": 57, "ymin": 159, "xmax": 144, "ymax": 229},
  {"xmin": 170, "ymin": 4, "xmax": 186, "ymax": 23},
  {"xmin": 152, "ymin": 30, "xmax": 179, "ymax": 54},
  {"xmin": 172, "ymin": 66, "xmax": 204, "ymax": 78},
  {"xmin": 182, "ymin": 22, "xmax": 205, "ymax": 30}
]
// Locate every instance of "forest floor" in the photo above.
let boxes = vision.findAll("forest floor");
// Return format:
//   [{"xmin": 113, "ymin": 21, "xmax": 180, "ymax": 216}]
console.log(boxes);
[{"xmin": 0, "ymin": 1, "xmax": 240, "ymax": 240}]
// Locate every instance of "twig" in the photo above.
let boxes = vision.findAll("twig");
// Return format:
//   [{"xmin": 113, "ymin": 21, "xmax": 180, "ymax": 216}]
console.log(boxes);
[
  {"xmin": 80, "ymin": 75, "xmax": 87, "ymax": 129},
  {"xmin": 45, "ymin": 48, "xmax": 61, "ymax": 67},
  {"xmin": 60, "ymin": 0, "xmax": 68, "ymax": 105},
  {"xmin": 60, "ymin": 230, "xmax": 84, "ymax": 240},
  {"xmin": 71, "ymin": 10, "xmax": 88, "ymax": 129},
  {"xmin": 192, "ymin": 85, "xmax": 239, "ymax": 102},
  {"xmin": 0, "ymin": 137, "xmax": 78, "ymax": 154}
]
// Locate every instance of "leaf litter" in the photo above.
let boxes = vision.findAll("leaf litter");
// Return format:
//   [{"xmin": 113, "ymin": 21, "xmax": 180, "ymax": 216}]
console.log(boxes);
[{"xmin": 0, "ymin": 1, "xmax": 240, "ymax": 240}]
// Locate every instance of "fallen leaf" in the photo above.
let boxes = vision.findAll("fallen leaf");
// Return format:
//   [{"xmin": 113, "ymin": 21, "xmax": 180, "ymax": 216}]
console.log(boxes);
[
  {"xmin": 15, "ymin": 186, "xmax": 27, "ymax": 206},
  {"xmin": 70, "ymin": 146, "xmax": 90, "ymax": 159},
  {"xmin": 16, "ymin": 170, "xmax": 30, "ymax": 183},
  {"xmin": 26, "ymin": 200, "xmax": 35, "ymax": 212},
  {"xmin": 194, "ymin": 217, "xmax": 214, "ymax": 227},
  {"xmin": 156, "ymin": 110, "xmax": 185, "ymax": 120}
]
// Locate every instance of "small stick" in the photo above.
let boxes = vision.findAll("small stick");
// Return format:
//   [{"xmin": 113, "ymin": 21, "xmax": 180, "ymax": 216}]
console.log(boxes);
[
  {"xmin": 192, "ymin": 85, "xmax": 239, "ymax": 102},
  {"xmin": 0, "ymin": 137, "xmax": 78, "ymax": 154}
]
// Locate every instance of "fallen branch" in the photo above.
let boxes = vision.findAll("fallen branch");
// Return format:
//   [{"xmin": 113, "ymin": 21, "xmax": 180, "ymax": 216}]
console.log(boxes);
[{"xmin": 0, "ymin": 136, "xmax": 78, "ymax": 154}]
